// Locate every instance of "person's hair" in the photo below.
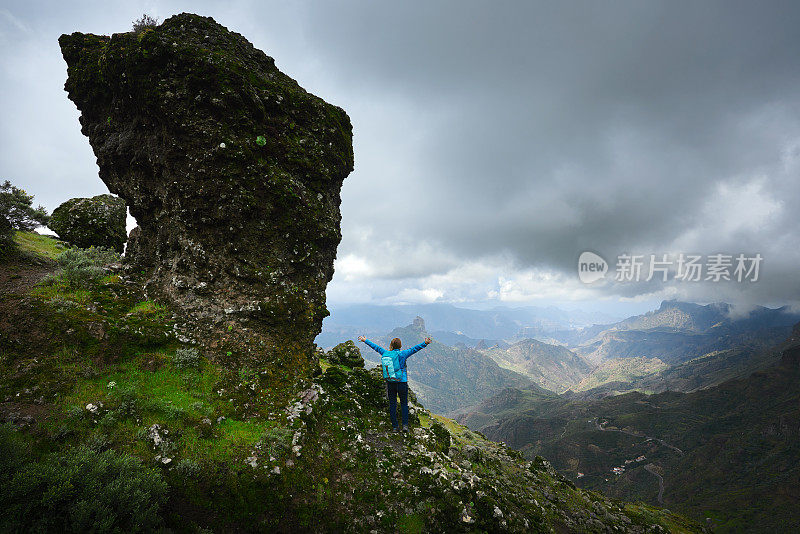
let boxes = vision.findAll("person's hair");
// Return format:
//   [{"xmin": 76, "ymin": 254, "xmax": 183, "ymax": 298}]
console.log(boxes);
[{"xmin": 389, "ymin": 338, "xmax": 402, "ymax": 350}]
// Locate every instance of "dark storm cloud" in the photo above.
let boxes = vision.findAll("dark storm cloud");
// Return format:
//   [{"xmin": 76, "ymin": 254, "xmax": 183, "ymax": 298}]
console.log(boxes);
[
  {"xmin": 286, "ymin": 0, "xmax": 800, "ymax": 306},
  {"xmin": 2, "ymin": 1, "xmax": 799, "ymax": 307}
]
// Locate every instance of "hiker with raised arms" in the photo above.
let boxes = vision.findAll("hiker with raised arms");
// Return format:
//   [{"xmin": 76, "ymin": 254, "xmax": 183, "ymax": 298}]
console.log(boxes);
[{"xmin": 358, "ymin": 335, "xmax": 432, "ymax": 433}]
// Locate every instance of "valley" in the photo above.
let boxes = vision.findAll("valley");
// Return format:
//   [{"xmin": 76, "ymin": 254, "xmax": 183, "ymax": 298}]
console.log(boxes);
[{"xmin": 320, "ymin": 300, "xmax": 800, "ymax": 531}]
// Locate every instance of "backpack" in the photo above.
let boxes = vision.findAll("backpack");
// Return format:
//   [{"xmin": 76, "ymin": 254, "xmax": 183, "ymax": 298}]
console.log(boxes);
[{"xmin": 381, "ymin": 350, "xmax": 403, "ymax": 382}]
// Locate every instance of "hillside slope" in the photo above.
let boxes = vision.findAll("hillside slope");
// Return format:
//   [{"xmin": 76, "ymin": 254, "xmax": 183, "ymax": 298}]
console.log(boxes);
[
  {"xmin": 482, "ymin": 338, "xmax": 593, "ymax": 393},
  {"xmin": 549, "ymin": 300, "xmax": 799, "ymax": 396},
  {"xmin": 0, "ymin": 234, "xmax": 705, "ymax": 532},
  {"xmin": 457, "ymin": 325, "xmax": 800, "ymax": 532}
]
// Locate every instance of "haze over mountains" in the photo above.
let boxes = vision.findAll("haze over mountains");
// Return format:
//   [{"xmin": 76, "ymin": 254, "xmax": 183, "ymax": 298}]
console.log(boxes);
[
  {"xmin": 319, "ymin": 299, "xmax": 800, "ymax": 403},
  {"xmin": 316, "ymin": 302, "xmax": 622, "ymax": 349}
]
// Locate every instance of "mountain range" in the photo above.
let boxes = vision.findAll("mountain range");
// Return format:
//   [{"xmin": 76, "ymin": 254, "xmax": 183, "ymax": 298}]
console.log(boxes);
[
  {"xmin": 454, "ymin": 321, "xmax": 800, "ymax": 532},
  {"xmin": 316, "ymin": 302, "xmax": 621, "ymax": 349},
  {"xmin": 330, "ymin": 300, "xmax": 800, "ymax": 417},
  {"xmin": 481, "ymin": 338, "xmax": 593, "ymax": 392},
  {"xmin": 364, "ymin": 317, "xmax": 532, "ymax": 414}
]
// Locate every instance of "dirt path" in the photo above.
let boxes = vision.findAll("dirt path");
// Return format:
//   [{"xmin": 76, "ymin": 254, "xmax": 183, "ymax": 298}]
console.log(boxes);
[{"xmin": 0, "ymin": 258, "xmax": 55, "ymax": 296}]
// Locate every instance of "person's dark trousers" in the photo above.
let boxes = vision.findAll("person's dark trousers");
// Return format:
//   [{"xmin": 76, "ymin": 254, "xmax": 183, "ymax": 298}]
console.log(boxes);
[{"xmin": 386, "ymin": 381, "xmax": 409, "ymax": 429}]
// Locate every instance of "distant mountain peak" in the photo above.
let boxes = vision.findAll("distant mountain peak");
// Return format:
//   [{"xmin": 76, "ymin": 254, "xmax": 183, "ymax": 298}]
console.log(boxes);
[{"xmin": 413, "ymin": 315, "xmax": 426, "ymax": 331}]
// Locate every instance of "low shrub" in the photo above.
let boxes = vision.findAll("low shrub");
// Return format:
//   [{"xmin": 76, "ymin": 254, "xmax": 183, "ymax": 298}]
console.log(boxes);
[
  {"xmin": 132, "ymin": 14, "xmax": 159, "ymax": 33},
  {"xmin": 51, "ymin": 246, "xmax": 119, "ymax": 289},
  {"xmin": 430, "ymin": 421, "xmax": 451, "ymax": 453},
  {"xmin": 173, "ymin": 458, "xmax": 201, "ymax": 479},
  {"xmin": 0, "ymin": 437, "xmax": 167, "ymax": 533}
]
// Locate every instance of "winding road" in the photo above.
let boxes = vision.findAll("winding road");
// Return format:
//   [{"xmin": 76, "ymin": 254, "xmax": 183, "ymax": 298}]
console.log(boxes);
[
  {"xmin": 590, "ymin": 417, "xmax": 679, "ymax": 504},
  {"xmin": 593, "ymin": 418, "xmax": 684, "ymax": 456},
  {"xmin": 644, "ymin": 464, "xmax": 665, "ymax": 504}
]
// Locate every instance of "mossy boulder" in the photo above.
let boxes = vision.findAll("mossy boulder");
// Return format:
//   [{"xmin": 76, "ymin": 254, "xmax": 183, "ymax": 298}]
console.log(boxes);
[
  {"xmin": 327, "ymin": 340, "xmax": 364, "ymax": 368},
  {"xmin": 48, "ymin": 194, "xmax": 127, "ymax": 253},
  {"xmin": 58, "ymin": 13, "xmax": 354, "ymax": 381}
]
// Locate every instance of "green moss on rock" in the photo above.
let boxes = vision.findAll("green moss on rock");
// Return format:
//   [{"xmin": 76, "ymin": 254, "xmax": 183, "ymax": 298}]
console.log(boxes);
[
  {"xmin": 327, "ymin": 340, "xmax": 364, "ymax": 368},
  {"xmin": 58, "ymin": 13, "xmax": 354, "ymax": 384}
]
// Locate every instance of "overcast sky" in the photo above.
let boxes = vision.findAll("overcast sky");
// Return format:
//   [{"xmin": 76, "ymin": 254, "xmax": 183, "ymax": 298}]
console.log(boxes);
[{"xmin": 2, "ymin": 1, "xmax": 799, "ymax": 315}]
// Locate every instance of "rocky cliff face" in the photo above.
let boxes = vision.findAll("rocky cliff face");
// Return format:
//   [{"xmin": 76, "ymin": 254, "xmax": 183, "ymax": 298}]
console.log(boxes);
[{"xmin": 59, "ymin": 13, "xmax": 353, "ymax": 379}]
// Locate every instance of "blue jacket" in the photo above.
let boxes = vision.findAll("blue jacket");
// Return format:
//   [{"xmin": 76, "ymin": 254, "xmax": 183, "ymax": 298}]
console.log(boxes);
[{"xmin": 363, "ymin": 339, "xmax": 428, "ymax": 383}]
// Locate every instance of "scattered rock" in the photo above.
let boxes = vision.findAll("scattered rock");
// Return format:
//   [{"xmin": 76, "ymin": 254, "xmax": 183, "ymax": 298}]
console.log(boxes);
[
  {"xmin": 148, "ymin": 423, "xmax": 165, "ymax": 447},
  {"xmin": 461, "ymin": 508, "xmax": 475, "ymax": 524}
]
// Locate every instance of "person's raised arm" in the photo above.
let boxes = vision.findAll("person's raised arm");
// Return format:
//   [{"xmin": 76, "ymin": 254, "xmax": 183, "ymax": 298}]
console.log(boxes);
[
  {"xmin": 358, "ymin": 336, "xmax": 385, "ymax": 355},
  {"xmin": 400, "ymin": 337, "xmax": 433, "ymax": 359}
]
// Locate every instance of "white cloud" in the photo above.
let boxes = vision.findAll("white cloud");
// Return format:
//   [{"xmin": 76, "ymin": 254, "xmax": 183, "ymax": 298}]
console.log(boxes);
[{"xmin": 387, "ymin": 287, "xmax": 444, "ymax": 305}]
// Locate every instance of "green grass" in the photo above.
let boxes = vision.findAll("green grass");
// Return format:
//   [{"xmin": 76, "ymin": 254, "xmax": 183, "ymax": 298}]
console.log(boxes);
[
  {"xmin": 62, "ymin": 356, "xmax": 217, "ymax": 413},
  {"xmin": 30, "ymin": 281, "xmax": 94, "ymax": 304},
  {"xmin": 397, "ymin": 513, "xmax": 424, "ymax": 533},
  {"xmin": 183, "ymin": 418, "xmax": 276, "ymax": 462},
  {"xmin": 50, "ymin": 350, "xmax": 294, "ymax": 465},
  {"xmin": 13, "ymin": 231, "xmax": 65, "ymax": 260},
  {"xmin": 128, "ymin": 300, "xmax": 166, "ymax": 315}
]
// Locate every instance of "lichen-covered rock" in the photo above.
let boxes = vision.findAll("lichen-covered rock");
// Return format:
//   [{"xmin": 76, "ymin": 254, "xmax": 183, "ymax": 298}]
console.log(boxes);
[
  {"xmin": 58, "ymin": 13, "xmax": 354, "ymax": 381},
  {"xmin": 327, "ymin": 340, "xmax": 364, "ymax": 368},
  {"xmin": 48, "ymin": 194, "xmax": 127, "ymax": 252}
]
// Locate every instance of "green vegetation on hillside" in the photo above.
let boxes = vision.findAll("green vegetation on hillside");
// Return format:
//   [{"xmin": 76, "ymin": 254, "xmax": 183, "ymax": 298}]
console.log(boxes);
[
  {"xmin": 482, "ymin": 339, "xmax": 592, "ymax": 393},
  {"xmin": 459, "ymin": 356, "xmax": 800, "ymax": 532},
  {"xmin": 0, "ymin": 181, "xmax": 50, "ymax": 260},
  {"xmin": 13, "ymin": 231, "xmax": 66, "ymax": 260},
  {"xmin": 572, "ymin": 357, "xmax": 669, "ymax": 393},
  {"xmin": 0, "ymin": 234, "xmax": 705, "ymax": 532}
]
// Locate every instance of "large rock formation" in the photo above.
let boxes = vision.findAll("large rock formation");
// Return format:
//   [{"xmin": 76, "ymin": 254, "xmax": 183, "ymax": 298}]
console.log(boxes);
[
  {"xmin": 48, "ymin": 194, "xmax": 127, "ymax": 252},
  {"xmin": 59, "ymin": 13, "xmax": 354, "ymax": 380}
]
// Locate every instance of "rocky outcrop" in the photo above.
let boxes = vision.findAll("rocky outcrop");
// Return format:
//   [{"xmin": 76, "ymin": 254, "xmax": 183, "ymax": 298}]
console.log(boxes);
[
  {"xmin": 48, "ymin": 194, "xmax": 127, "ymax": 252},
  {"xmin": 59, "ymin": 13, "xmax": 354, "ymax": 378},
  {"xmin": 327, "ymin": 340, "xmax": 364, "ymax": 368}
]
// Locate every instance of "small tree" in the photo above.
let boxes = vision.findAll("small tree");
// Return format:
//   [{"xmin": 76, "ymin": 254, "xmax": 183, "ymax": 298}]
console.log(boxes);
[
  {"xmin": 132, "ymin": 14, "xmax": 159, "ymax": 33},
  {"xmin": 0, "ymin": 180, "xmax": 50, "ymax": 232}
]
